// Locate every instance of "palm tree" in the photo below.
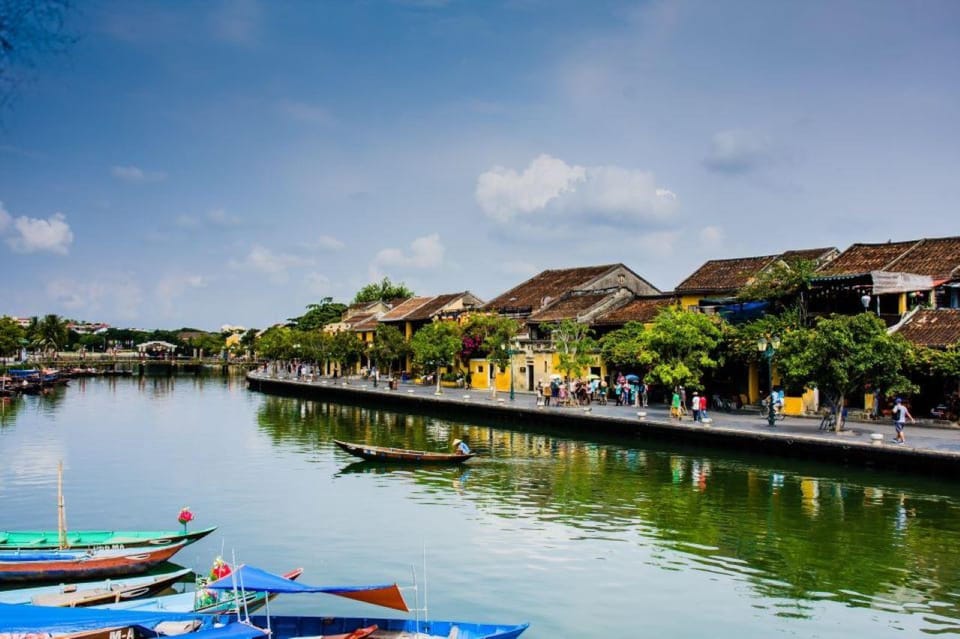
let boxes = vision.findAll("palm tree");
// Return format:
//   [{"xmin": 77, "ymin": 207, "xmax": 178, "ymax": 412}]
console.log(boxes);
[{"xmin": 34, "ymin": 314, "xmax": 68, "ymax": 358}]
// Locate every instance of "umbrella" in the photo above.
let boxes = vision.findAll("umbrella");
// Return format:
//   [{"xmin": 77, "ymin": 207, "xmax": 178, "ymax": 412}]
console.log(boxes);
[{"xmin": 625, "ymin": 374, "xmax": 640, "ymax": 382}]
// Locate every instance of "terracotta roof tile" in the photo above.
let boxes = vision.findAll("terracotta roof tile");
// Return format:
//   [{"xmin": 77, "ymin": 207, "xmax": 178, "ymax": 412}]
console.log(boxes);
[
  {"xmin": 350, "ymin": 314, "xmax": 381, "ymax": 332},
  {"xmin": 895, "ymin": 308, "xmax": 960, "ymax": 348},
  {"xmin": 593, "ymin": 297, "xmax": 673, "ymax": 325},
  {"xmin": 675, "ymin": 255, "xmax": 776, "ymax": 293},
  {"xmin": 483, "ymin": 264, "xmax": 620, "ymax": 313},
  {"xmin": 527, "ymin": 291, "xmax": 613, "ymax": 322},
  {"xmin": 378, "ymin": 297, "xmax": 434, "ymax": 322},
  {"xmin": 780, "ymin": 247, "xmax": 838, "ymax": 263},
  {"xmin": 888, "ymin": 237, "xmax": 960, "ymax": 280},
  {"xmin": 817, "ymin": 241, "xmax": 919, "ymax": 276},
  {"xmin": 403, "ymin": 293, "xmax": 467, "ymax": 321}
]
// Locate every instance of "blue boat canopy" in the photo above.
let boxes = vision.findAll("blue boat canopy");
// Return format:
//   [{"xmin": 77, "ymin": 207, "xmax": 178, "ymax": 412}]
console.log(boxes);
[
  {"xmin": 0, "ymin": 601, "xmax": 209, "ymax": 633},
  {"xmin": 206, "ymin": 564, "xmax": 393, "ymax": 595}
]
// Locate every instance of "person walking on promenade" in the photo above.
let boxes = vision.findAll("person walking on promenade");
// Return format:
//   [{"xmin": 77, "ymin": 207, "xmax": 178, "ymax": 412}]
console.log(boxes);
[
  {"xmin": 691, "ymin": 391, "xmax": 701, "ymax": 422},
  {"xmin": 536, "ymin": 379, "xmax": 544, "ymax": 407},
  {"xmin": 640, "ymin": 381, "xmax": 648, "ymax": 408},
  {"xmin": 893, "ymin": 398, "xmax": 915, "ymax": 444},
  {"xmin": 671, "ymin": 389, "xmax": 683, "ymax": 420}
]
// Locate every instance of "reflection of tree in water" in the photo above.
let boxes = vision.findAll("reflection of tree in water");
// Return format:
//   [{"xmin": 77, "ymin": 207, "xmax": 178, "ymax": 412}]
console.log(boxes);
[
  {"xmin": 256, "ymin": 398, "xmax": 960, "ymax": 622},
  {"xmin": 0, "ymin": 397, "xmax": 23, "ymax": 426}
]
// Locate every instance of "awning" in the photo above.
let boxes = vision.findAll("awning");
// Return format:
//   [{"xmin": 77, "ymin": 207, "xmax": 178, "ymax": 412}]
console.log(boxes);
[{"xmin": 870, "ymin": 271, "xmax": 933, "ymax": 294}]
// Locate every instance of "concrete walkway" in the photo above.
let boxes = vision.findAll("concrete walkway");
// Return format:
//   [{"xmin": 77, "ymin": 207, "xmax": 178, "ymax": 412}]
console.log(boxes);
[{"xmin": 247, "ymin": 372, "xmax": 960, "ymax": 472}]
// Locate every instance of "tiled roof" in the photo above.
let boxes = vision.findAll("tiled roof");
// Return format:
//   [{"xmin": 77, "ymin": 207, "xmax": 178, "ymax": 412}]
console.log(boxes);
[
  {"xmin": 675, "ymin": 255, "xmax": 777, "ymax": 294},
  {"xmin": 887, "ymin": 237, "xmax": 960, "ymax": 280},
  {"xmin": 817, "ymin": 241, "xmax": 920, "ymax": 276},
  {"xmin": 350, "ymin": 314, "xmax": 381, "ymax": 332},
  {"xmin": 780, "ymin": 247, "xmax": 838, "ymax": 263},
  {"xmin": 527, "ymin": 291, "xmax": 613, "ymax": 322},
  {"xmin": 592, "ymin": 297, "xmax": 673, "ymax": 325},
  {"xmin": 895, "ymin": 309, "xmax": 960, "ymax": 348},
  {"xmin": 378, "ymin": 297, "xmax": 433, "ymax": 322},
  {"xmin": 403, "ymin": 293, "xmax": 468, "ymax": 321},
  {"xmin": 483, "ymin": 264, "xmax": 620, "ymax": 312}
]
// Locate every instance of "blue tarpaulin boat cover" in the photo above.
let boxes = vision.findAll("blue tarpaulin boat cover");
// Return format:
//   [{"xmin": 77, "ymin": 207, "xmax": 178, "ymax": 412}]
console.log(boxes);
[
  {"xmin": 0, "ymin": 601, "xmax": 208, "ymax": 633},
  {"xmin": 206, "ymin": 564, "xmax": 393, "ymax": 595}
]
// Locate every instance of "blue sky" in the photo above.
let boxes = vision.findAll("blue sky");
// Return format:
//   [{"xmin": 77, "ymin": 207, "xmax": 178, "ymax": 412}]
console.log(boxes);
[{"xmin": 1, "ymin": 0, "xmax": 958, "ymax": 330}]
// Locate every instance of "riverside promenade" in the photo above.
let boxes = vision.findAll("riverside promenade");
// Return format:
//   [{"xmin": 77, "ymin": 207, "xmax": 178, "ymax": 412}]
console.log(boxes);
[{"xmin": 246, "ymin": 370, "xmax": 960, "ymax": 476}]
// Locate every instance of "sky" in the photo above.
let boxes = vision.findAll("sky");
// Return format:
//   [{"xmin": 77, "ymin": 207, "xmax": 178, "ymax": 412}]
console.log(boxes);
[{"xmin": 0, "ymin": 0, "xmax": 958, "ymax": 331}]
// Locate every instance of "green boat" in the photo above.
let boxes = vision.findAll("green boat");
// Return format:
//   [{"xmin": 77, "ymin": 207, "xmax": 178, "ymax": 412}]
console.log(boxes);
[{"xmin": 0, "ymin": 526, "xmax": 217, "ymax": 550}]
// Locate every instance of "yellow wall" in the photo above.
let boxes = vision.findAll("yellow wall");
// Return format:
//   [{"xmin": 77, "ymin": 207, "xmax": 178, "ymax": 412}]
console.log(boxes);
[
  {"xmin": 747, "ymin": 361, "xmax": 759, "ymax": 404},
  {"xmin": 679, "ymin": 295, "xmax": 700, "ymax": 311},
  {"xmin": 898, "ymin": 293, "xmax": 907, "ymax": 315},
  {"xmin": 469, "ymin": 359, "xmax": 489, "ymax": 390}
]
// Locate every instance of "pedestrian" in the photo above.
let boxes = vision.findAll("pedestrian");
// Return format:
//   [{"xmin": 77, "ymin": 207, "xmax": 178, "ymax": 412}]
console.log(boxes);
[
  {"xmin": 599, "ymin": 379, "xmax": 608, "ymax": 405},
  {"xmin": 699, "ymin": 392, "xmax": 708, "ymax": 421},
  {"xmin": 671, "ymin": 389, "xmax": 682, "ymax": 420},
  {"xmin": 640, "ymin": 382, "xmax": 648, "ymax": 407},
  {"xmin": 892, "ymin": 398, "xmax": 915, "ymax": 444},
  {"xmin": 536, "ymin": 379, "xmax": 544, "ymax": 407},
  {"xmin": 679, "ymin": 386, "xmax": 687, "ymax": 411},
  {"xmin": 691, "ymin": 391, "xmax": 701, "ymax": 422}
]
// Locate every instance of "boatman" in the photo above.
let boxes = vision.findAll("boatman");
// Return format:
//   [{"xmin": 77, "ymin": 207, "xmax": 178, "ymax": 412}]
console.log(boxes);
[{"xmin": 453, "ymin": 438, "xmax": 471, "ymax": 455}]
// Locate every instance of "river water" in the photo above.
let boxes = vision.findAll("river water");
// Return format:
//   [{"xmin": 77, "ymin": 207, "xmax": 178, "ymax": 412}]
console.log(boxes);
[{"xmin": 2, "ymin": 375, "xmax": 960, "ymax": 638}]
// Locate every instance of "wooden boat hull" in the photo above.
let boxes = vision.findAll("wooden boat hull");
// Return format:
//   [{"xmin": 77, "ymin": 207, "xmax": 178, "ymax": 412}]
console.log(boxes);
[
  {"xmin": 244, "ymin": 614, "xmax": 528, "ymax": 639},
  {"xmin": 0, "ymin": 567, "xmax": 193, "ymax": 606},
  {"xmin": 333, "ymin": 440, "xmax": 474, "ymax": 464},
  {"xmin": 0, "ymin": 526, "xmax": 217, "ymax": 551},
  {"xmin": 0, "ymin": 541, "xmax": 187, "ymax": 583}
]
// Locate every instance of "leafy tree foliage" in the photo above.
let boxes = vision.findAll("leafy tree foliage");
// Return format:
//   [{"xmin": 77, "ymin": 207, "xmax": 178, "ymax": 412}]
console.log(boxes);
[
  {"xmin": 0, "ymin": 316, "xmax": 25, "ymax": 358},
  {"xmin": 736, "ymin": 258, "xmax": 818, "ymax": 324},
  {"xmin": 461, "ymin": 314, "xmax": 521, "ymax": 396},
  {"xmin": 288, "ymin": 298, "xmax": 347, "ymax": 331},
  {"xmin": 352, "ymin": 277, "xmax": 413, "ymax": 304},
  {"xmin": 544, "ymin": 319, "xmax": 596, "ymax": 382},
  {"xmin": 34, "ymin": 313, "xmax": 68, "ymax": 354},
  {"xmin": 599, "ymin": 321, "xmax": 646, "ymax": 370},
  {"xmin": 330, "ymin": 330, "xmax": 364, "ymax": 373},
  {"xmin": 637, "ymin": 306, "xmax": 724, "ymax": 390},
  {"xmin": 776, "ymin": 313, "xmax": 916, "ymax": 432},
  {"xmin": 368, "ymin": 324, "xmax": 408, "ymax": 374},
  {"xmin": 724, "ymin": 308, "xmax": 803, "ymax": 364},
  {"xmin": 409, "ymin": 321, "xmax": 462, "ymax": 394}
]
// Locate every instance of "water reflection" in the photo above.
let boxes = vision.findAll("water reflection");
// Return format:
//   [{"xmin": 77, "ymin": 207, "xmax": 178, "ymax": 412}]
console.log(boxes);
[{"xmin": 257, "ymin": 395, "xmax": 960, "ymax": 628}]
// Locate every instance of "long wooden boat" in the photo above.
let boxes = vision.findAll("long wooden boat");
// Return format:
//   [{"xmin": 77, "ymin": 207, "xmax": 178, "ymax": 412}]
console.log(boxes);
[
  {"xmin": 97, "ymin": 568, "xmax": 305, "ymax": 614},
  {"xmin": 0, "ymin": 526, "xmax": 217, "ymax": 551},
  {"xmin": 333, "ymin": 440, "xmax": 474, "ymax": 464},
  {"xmin": 244, "ymin": 614, "xmax": 528, "ymax": 639},
  {"xmin": 0, "ymin": 567, "xmax": 192, "ymax": 606},
  {"xmin": 0, "ymin": 540, "xmax": 188, "ymax": 583}
]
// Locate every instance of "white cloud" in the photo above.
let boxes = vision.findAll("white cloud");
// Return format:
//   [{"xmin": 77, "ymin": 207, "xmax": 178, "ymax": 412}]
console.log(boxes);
[
  {"xmin": 155, "ymin": 274, "xmax": 209, "ymax": 316},
  {"xmin": 230, "ymin": 245, "xmax": 314, "ymax": 282},
  {"xmin": 300, "ymin": 235, "xmax": 345, "ymax": 252},
  {"xmin": 370, "ymin": 234, "xmax": 445, "ymax": 278},
  {"xmin": 0, "ymin": 201, "xmax": 10, "ymax": 232},
  {"xmin": 476, "ymin": 154, "xmax": 677, "ymax": 225},
  {"xmin": 277, "ymin": 100, "xmax": 336, "ymax": 126},
  {"xmin": 206, "ymin": 208, "xmax": 241, "ymax": 227},
  {"xmin": 304, "ymin": 272, "xmax": 331, "ymax": 294},
  {"xmin": 698, "ymin": 225, "xmax": 724, "ymax": 248},
  {"xmin": 111, "ymin": 165, "xmax": 167, "ymax": 183},
  {"xmin": 7, "ymin": 212, "xmax": 74, "ymax": 254},
  {"xmin": 703, "ymin": 129, "xmax": 775, "ymax": 174},
  {"xmin": 46, "ymin": 275, "xmax": 143, "ymax": 320}
]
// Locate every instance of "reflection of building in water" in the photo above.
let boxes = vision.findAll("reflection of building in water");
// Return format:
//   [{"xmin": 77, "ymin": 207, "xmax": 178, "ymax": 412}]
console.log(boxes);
[
  {"xmin": 863, "ymin": 486, "xmax": 884, "ymax": 505},
  {"xmin": 800, "ymin": 477, "xmax": 820, "ymax": 518}
]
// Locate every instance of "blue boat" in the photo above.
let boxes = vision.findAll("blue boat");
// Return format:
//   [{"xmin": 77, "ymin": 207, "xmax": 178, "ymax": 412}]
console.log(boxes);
[{"xmin": 209, "ymin": 565, "xmax": 529, "ymax": 639}]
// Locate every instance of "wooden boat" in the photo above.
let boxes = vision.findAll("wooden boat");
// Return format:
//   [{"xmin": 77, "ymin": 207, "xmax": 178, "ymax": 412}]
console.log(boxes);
[
  {"xmin": 0, "ymin": 567, "xmax": 192, "ymax": 606},
  {"xmin": 0, "ymin": 602, "xmax": 267, "ymax": 639},
  {"xmin": 333, "ymin": 440, "xmax": 474, "ymax": 464},
  {"xmin": 0, "ymin": 540, "xmax": 188, "ymax": 583},
  {"xmin": 0, "ymin": 526, "xmax": 217, "ymax": 551},
  {"xmin": 97, "ymin": 568, "xmax": 306, "ymax": 614},
  {"xmin": 245, "ymin": 614, "xmax": 528, "ymax": 639}
]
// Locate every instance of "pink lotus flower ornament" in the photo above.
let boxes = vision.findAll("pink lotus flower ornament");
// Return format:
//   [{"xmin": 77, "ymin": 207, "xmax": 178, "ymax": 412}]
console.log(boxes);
[{"xmin": 177, "ymin": 506, "xmax": 194, "ymax": 532}]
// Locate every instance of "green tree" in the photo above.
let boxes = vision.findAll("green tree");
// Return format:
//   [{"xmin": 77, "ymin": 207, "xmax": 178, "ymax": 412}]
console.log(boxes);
[
  {"xmin": 409, "ymin": 321, "xmax": 462, "ymax": 395},
  {"xmin": 462, "ymin": 314, "xmax": 521, "ymax": 397},
  {"xmin": 368, "ymin": 324, "xmax": 408, "ymax": 375},
  {"xmin": 777, "ymin": 313, "xmax": 916, "ymax": 432},
  {"xmin": 240, "ymin": 328, "xmax": 259, "ymax": 349},
  {"xmin": 736, "ymin": 258, "xmax": 819, "ymax": 324},
  {"xmin": 288, "ymin": 298, "xmax": 347, "ymax": 331},
  {"xmin": 256, "ymin": 326, "xmax": 293, "ymax": 360},
  {"xmin": 599, "ymin": 321, "xmax": 647, "ymax": 371},
  {"xmin": 544, "ymin": 319, "xmax": 596, "ymax": 383},
  {"xmin": 0, "ymin": 316, "xmax": 25, "ymax": 359},
  {"xmin": 34, "ymin": 314, "xmax": 68, "ymax": 356},
  {"xmin": 330, "ymin": 330, "xmax": 364, "ymax": 376},
  {"xmin": 637, "ymin": 306, "xmax": 724, "ymax": 390},
  {"xmin": 352, "ymin": 277, "xmax": 414, "ymax": 304}
]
